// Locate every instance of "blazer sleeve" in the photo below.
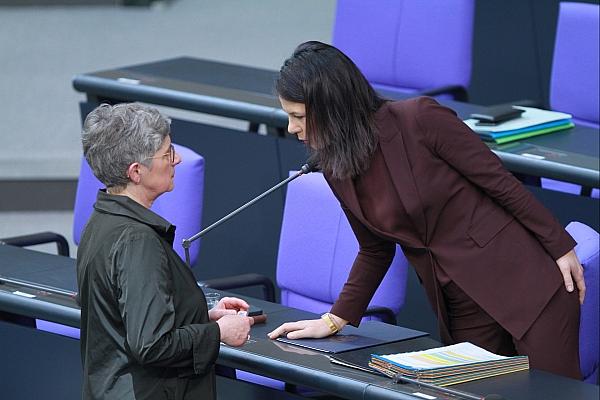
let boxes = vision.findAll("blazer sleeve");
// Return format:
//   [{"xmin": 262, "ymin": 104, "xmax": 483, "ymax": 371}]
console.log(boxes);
[
  {"xmin": 410, "ymin": 97, "xmax": 575, "ymax": 260},
  {"xmin": 114, "ymin": 228, "xmax": 220, "ymax": 374},
  {"xmin": 327, "ymin": 187, "xmax": 396, "ymax": 326}
]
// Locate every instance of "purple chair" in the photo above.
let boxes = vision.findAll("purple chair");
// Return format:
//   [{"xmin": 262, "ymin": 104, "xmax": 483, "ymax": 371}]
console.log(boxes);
[
  {"xmin": 276, "ymin": 171, "xmax": 408, "ymax": 321},
  {"xmin": 550, "ymin": 2, "xmax": 599, "ymax": 129},
  {"xmin": 32, "ymin": 143, "xmax": 205, "ymax": 338},
  {"xmin": 72, "ymin": 143, "xmax": 205, "ymax": 264},
  {"xmin": 237, "ymin": 172, "xmax": 410, "ymax": 388},
  {"xmin": 542, "ymin": 2, "xmax": 599, "ymax": 197},
  {"xmin": 566, "ymin": 221, "xmax": 599, "ymax": 384},
  {"xmin": 332, "ymin": 0, "xmax": 474, "ymax": 101}
]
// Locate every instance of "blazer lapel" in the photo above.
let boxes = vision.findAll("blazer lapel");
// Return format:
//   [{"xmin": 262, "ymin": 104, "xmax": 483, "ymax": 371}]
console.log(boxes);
[
  {"xmin": 328, "ymin": 174, "xmax": 424, "ymax": 248},
  {"xmin": 377, "ymin": 105, "xmax": 429, "ymax": 245},
  {"xmin": 327, "ymin": 176, "xmax": 365, "ymax": 223}
]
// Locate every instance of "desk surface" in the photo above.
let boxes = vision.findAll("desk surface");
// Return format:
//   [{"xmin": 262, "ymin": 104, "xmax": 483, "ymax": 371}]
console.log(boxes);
[
  {"xmin": 0, "ymin": 245, "xmax": 597, "ymax": 400},
  {"xmin": 73, "ymin": 57, "xmax": 599, "ymax": 188}
]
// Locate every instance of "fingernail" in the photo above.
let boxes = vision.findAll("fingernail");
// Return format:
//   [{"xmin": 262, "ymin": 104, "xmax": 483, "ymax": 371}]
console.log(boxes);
[{"xmin": 567, "ymin": 286, "xmax": 573, "ymax": 291}]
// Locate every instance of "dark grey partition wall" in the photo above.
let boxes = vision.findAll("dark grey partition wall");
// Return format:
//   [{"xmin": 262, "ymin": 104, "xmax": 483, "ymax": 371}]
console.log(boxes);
[
  {"xmin": 1, "ymin": 321, "xmax": 82, "ymax": 400},
  {"xmin": 525, "ymin": 185, "xmax": 600, "ymax": 231},
  {"xmin": 471, "ymin": 0, "xmax": 600, "ymax": 106}
]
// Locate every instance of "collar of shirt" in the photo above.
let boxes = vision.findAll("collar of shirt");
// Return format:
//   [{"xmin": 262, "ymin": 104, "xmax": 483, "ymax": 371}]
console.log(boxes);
[{"xmin": 93, "ymin": 189, "xmax": 176, "ymax": 244}]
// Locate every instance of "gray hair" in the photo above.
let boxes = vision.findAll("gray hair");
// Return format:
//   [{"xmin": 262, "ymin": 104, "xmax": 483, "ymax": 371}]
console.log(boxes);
[{"xmin": 81, "ymin": 103, "xmax": 171, "ymax": 189}]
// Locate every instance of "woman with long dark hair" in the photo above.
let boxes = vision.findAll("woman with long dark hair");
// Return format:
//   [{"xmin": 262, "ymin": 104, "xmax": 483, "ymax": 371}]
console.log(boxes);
[{"xmin": 268, "ymin": 41, "xmax": 585, "ymax": 380}]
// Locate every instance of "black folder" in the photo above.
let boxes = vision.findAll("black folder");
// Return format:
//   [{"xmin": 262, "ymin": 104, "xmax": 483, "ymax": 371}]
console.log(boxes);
[{"xmin": 277, "ymin": 320, "xmax": 428, "ymax": 354}]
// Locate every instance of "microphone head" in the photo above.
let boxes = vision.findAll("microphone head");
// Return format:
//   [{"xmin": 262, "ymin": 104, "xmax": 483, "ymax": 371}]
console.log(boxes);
[{"xmin": 300, "ymin": 162, "xmax": 318, "ymax": 174}]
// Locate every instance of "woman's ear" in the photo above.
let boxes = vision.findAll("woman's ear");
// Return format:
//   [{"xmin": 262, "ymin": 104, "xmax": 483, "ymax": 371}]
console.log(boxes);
[{"xmin": 126, "ymin": 162, "xmax": 142, "ymax": 185}]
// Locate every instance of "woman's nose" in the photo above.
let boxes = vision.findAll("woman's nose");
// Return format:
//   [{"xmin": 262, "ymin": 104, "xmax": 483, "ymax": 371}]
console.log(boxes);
[
  {"xmin": 174, "ymin": 151, "xmax": 182, "ymax": 165},
  {"xmin": 288, "ymin": 120, "xmax": 299, "ymax": 135}
]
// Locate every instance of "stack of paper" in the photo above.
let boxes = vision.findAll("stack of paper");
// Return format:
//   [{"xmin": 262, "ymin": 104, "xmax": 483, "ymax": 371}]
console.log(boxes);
[
  {"xmin": 369, "ymin": 342, "xmax": 529, "ymax": 386},
  {"xmin": 463, "ymin": 106, "xmax": 574, "ymax": 144}
]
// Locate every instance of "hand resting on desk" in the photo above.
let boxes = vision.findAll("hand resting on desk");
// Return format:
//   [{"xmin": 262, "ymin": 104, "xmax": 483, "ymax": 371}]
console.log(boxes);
[{"xmin": 268, "ymin": 313, "xmax": 348, "ymax": 340}]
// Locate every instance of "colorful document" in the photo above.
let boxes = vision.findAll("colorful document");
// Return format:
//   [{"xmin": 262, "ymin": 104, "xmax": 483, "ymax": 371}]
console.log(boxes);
[
  {"xmin": 464, "ymin": 106, "xmax": 574, "ymax": 144},
  {"xmin": 370, "ymin": 342, "xmax": 529, "ymax": 386}
]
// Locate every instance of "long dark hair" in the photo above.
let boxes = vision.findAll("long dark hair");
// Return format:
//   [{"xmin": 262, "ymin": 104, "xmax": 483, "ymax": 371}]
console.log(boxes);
[{"xmin": 276, "ymin": 41, "xmax": 386, "ymax": 180}]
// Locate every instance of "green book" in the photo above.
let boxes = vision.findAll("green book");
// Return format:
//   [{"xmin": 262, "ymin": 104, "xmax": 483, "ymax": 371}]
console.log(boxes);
[{"xmin": 492, "ymin": 122, "xmax": 575, "ymax": 144}]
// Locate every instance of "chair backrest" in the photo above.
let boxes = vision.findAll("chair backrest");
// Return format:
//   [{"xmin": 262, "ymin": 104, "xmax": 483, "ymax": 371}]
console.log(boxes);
[
  {"xmin": 550, "ymin": 2, "xmax": 600, "ymax": 128},
  {"xmin": 276, "ymin": 172, "xmax": 409, "ymax": 321},
  {"xmin": 332, "ymin": 0, "xmax": 474, "ymax": 95},
  {"xmin": 566, "ymin": 221, "xmax": 599, "ymax": 384},
  {"xmin": 72, "ymin": 143, "xmax": 205, "ymax": 265}
]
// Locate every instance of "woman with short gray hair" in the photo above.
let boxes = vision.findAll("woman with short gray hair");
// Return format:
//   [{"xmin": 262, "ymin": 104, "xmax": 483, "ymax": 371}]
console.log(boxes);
[
  {"xmin": 77, "ymin": 103, "xmax": 253, "ymax": 400},
  {"xmin": 82, "ymin": 103, "xmax": 170, "ymax": 191}
]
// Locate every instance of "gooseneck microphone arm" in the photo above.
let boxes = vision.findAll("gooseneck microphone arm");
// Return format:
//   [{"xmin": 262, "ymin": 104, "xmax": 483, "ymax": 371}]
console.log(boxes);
[{"xmin": 182, "ymin": 163, "xmax": 315, "ymax": 266}]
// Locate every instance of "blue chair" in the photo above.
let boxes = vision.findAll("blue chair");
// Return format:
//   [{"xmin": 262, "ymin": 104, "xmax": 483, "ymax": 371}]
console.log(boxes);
[
  {"xmin": 566, "ymin": 221, "xmax": 599, "ymax": 384},
  {"xmin": 332, "ymin": 0, "xmax": 474, "ymax": 101},
  {"xmin": 542, "ymin": 2, "xmax": 599, "ymax": 197},
  {"xmin": 2, "ymin": 143, "xmax": 205, "ymax": 338},
  {"xmin": 237, "ymin": 171, "xmax": 410, "ymax": 388}
]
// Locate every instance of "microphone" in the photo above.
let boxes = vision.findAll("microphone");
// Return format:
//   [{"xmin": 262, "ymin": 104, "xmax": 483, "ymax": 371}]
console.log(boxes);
[
  {"xmin": 182, "ymin": 162, "xmax": 317, "ymax": 266},
  {"xmin": 394, "ymin": 374, "xmax": 506, "ymax": 400}
]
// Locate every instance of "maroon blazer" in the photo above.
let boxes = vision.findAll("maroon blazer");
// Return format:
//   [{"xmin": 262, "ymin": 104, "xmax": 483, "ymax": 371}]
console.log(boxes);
[{"xmin": 327, "ymin": 97, "xmax": 575, "ymax": 340}]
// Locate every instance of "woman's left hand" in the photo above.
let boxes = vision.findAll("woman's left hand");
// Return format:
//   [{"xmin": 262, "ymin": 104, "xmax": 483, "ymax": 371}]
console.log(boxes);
[
  {"xmin": 268, "ymin": 318, "xmax": 333, "ymax": 340},
  {"xmin": 556, "ymin": 249, "xmax": 586, "ymax": 305},
  {"xmin": 208, "ymin": 297, "xmax": 250, "ymax": 321}
]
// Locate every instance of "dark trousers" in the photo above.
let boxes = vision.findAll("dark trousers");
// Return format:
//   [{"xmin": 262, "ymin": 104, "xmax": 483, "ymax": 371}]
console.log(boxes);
[{"xmin": 442, "ymin": 281, "xmax": 582, "ymax": 380}]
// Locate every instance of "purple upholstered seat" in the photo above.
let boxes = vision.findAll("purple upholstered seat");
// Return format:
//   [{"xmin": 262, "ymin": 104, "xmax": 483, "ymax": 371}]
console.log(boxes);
[
  {"xmin": 566, "ymin": 221, "xmax": 599, "ymax": 384},
  {"xmin": 277, "ymin": 171, "xmax": 408, "ymax": 317},
  {"xmin": 542, "ymin": 2, "xmax": 599, "ymax": 197},
  {"xmin": 332, "ymin": 0, "xmax": 474, "ymax": 100},
  {"xmin": 36, "ymin": 143, "xmax": 205, "ymax": 338}
]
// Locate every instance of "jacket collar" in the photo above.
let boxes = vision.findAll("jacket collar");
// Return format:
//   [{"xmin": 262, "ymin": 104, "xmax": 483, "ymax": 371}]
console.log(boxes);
[{"xmin": 93, "ymin": 190, "xmax": 176, "ymax": 244}]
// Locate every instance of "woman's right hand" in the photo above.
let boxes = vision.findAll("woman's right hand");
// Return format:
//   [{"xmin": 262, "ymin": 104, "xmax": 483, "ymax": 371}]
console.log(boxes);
[
  {"xmin": 267, "ymin": 318, "xmax": 334, "ymax": 340},
  {"xmin": 216, "ymin": 315, "xmax": 253, "ymax": 347}
]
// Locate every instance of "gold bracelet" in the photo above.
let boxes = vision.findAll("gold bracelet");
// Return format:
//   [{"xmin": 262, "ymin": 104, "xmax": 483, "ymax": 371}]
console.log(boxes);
[{"xmin": 321, "ymin": 313, "xmax": 340, "ymax": 334}]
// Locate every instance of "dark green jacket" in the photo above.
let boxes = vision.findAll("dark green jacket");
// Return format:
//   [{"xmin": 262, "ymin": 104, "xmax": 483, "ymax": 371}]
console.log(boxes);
[{"xmin": 77, "ymin": 190, "xmax": 220, "ymax": 400}]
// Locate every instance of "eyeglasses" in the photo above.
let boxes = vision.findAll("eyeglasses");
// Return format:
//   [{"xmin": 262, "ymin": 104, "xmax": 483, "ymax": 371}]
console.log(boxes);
[{"xmin": 146, "ymin": 144, "xmax": 175, "ymax": 164}]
